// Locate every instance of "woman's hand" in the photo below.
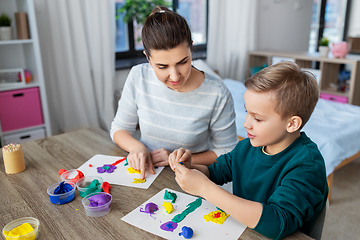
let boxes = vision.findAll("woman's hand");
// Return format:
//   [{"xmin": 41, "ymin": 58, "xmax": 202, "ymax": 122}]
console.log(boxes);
[
  {"xmin": 173, "ymin": 162, "xmax": 211, "ymax": 197},
  {"xmin": 168, "ymin": 148, "xmax": 192, "ymax": 171},
  {"xmin": 127, "ymin": 145, "xmax": 155, "ymax": 180},
  {"xmin": 150, "ymin": 148, "xmax": 170, "ymax": 167}
]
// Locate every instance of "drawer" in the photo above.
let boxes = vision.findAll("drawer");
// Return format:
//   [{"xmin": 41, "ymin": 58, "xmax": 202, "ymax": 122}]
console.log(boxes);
[
  {"xmin": 320, "ymin": 93, "xmax": 348, "ymax": 104},
  {"xmin": 4, "ymin": 128, "xmax": 45, "ymax": 145},
  {"xmin": 0, "ymin": 87, "xmax": 44, "ymax": 132}
]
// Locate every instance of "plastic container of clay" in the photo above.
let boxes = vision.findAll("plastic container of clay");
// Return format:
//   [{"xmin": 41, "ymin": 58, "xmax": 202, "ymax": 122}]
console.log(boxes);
[
  {"xmin": 47, "ymin": 181, "xmax": 76, "ymax": 204},
  {"xmin": 60, "ymin": 169, "xmax": 85, "ymax": 183},
  {"xmin": 82, "ymin": 192, "xmax": 112, "ymax": 217},
  {"xmin": 2, "ymin": 217, "xmax": 40, "ymax": 240},
  {"xmin": 76, "ymin": 176, "xmax": 103, "ymax": 198}
]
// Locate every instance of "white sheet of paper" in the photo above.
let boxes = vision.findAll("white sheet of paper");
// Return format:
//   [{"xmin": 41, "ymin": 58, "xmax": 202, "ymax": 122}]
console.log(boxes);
[
  {"xmin": 77, "ymin": 154, "xmax": 164, "ymax": 189},
  {"xmin": 122, "ymin": 188, "xmax": 246, "ymax": 240}
]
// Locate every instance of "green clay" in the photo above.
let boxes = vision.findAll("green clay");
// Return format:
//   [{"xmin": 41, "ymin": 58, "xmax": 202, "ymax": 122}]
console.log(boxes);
[
  {"xmin": 172, "ymin": 197, "xmax": 202, "ymax": 223},
  {"xmin": 164, "ymin": 190, "xmax": 177, "ymax": 203},
  {"xmin": 80, "ymin": 179, "xmax": 103, "ymax": 198}
]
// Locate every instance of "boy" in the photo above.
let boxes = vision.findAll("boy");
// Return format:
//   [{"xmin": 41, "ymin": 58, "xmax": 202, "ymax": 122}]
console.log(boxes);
[{"xmin": 169, "ymin": 61, "xmax": 328, "ymax": 240}]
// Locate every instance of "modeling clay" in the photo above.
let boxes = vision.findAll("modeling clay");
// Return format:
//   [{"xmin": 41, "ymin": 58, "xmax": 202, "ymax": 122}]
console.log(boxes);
[
  {"xmin": 203, "ymin": 210, "xmax": 229, "ymax": 224},
  {"xmin": 111, "ymin": 156, "xmax": 127, "ymax": 166},
  {"xmin": 58, "ymin": 169, "xmax": 84, "ymax": 184},
  {"xmin": 79, "ymin": 179, "xmax": 102, "ymax": 198},
  {"xmin": 162, "ymin": 202, "xmax": 174, "ymax": 214},
  {"xmin": 164, "ymin": 190, "xmax": 177, "ymax": 203},
  {"xmin": 3, "ymin": 222, "xmax": 35, "ymax": 238},
  {"xmin": 172, "ymin": 197, "xmax": 202, "ymax": 223},
  {"xmin": 179, "ymin": 226, "xmax": 194, "ymax": 239},
  {"xmin": 160, "ymin": 221, "xmax": 178, "ymax": 232},
  {"xmin": 140, "ymin": 202, "xmax": 158, "ymax": 214},
  {"xmin": 97, "ymin": 164, "xmax": 117, "ymax": 173},
  {"xmin": 54, "ymin": 181, "xmax": 73, "ymax": 194},
  {"xmin": 133, "ymin": 178, "xmax": 146, "ymax": 183},
  {"xmin": 102, "ymin": 182, "xmax": 111, "ymax": 194},
  {"xmin": 88, "ymin": 194, "xmax": 111, "ymax": 207},
  {"xmin": 127, "ymin": 167, "xmax": 141, "ymax": 174}
]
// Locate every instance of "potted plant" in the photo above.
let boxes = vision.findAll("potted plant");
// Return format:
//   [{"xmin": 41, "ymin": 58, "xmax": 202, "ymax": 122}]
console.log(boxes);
[
  {"xmin": 319, "ymin": 37, "xmax": 330, "ymax": 57},
  {"xmin": 117, "ymin": 0, "xmax": 171, "ymax": 44},
  {"xmin": 0, "ymin": 13, "xmax": 12, "ymax": 41}
]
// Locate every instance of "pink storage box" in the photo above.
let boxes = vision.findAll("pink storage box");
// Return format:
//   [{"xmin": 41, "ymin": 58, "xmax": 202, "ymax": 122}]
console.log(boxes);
[
  {"xmin": 320, "ymin": 93, "xmax": 348, "ymax": 104},
  {"xmin": 0, "ymin": 87, "xmax": 44, "ymax": 132}
]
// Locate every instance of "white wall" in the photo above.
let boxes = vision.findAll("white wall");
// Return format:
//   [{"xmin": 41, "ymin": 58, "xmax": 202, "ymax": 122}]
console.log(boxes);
[
  {"xmin": 256, "ymin": 0, "xmax": 313, "ymax": 51},
  {"xmin": 347, "ymin": 0, "xmax": 360, "ymax": 37}
]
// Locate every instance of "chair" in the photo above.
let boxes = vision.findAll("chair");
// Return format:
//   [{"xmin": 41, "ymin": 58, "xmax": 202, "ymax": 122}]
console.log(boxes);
[{"xmin": 308, "ymin": 200, "xmax": 329, "ymax": 240}]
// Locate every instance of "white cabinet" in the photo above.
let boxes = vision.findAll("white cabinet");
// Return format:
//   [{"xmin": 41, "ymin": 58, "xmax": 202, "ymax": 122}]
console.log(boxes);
[{"xmin": 0, "ymin": 0, "xmax": 51, "ymax": 146}]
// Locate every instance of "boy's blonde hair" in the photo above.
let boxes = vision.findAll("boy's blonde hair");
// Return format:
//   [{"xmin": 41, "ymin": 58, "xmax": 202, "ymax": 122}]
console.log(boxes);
[{"xmin": 244, "ymin": 61, "xmax": 319, "ymax": 129}]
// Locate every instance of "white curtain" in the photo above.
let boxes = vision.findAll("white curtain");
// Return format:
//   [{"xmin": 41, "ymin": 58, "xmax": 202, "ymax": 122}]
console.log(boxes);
[
  {"xmin": 34, "ymin": 0, "xmax": 115, "ymax": 135},
  {"xmin": 207, "ymin": 0, "xmax": 257, "ymax": 81}
]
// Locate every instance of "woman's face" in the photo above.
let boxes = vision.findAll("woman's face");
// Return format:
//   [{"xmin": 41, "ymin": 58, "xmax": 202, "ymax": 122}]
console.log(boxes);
[{"xmin": 146, "ymin": 42, "xmax": 192, "ymax": 92}]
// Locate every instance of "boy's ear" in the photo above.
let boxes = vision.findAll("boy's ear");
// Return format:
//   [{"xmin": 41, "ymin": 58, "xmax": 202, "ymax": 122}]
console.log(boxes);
[
  {"xmin": 143, "ymin": 50, "xmax": 150, "ymax": 61},
  {"xmin": 287, "ymin": 116, "xmax": 302, "ymax": 133}
]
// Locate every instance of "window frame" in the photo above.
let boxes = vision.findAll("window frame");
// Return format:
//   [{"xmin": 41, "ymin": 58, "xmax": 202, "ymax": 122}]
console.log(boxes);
[{"xmin": 115, "ymin": 0, "xmax": 209, "ymax": 70}]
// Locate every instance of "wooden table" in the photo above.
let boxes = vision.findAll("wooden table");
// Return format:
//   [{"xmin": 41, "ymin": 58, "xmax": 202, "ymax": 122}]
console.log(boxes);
[{"xmin": 0, "ymin": 128, "xmax": 313, "ymax": 240}]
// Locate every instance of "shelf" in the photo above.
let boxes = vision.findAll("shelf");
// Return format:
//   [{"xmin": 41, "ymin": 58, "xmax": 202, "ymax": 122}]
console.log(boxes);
[
  {"xmin": 0, "ymin": 39, "xmax": 33, "ymax": 45},
  {"xmin": 0, "ymin": 82, "xmax": 40, "ymax": 92},
  {"xmin": 247, "ymin": 50, "xmax": 360, "ymax": 106}
]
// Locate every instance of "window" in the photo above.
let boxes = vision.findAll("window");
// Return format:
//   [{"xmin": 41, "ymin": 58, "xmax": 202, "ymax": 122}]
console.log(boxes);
[
  {"xmin": 115, "ymin": 0, "xmax": 208, "ymax": 69},
  {"xmin": 308, "ymin": 0, "xmax": 351, "ymax": 53}
]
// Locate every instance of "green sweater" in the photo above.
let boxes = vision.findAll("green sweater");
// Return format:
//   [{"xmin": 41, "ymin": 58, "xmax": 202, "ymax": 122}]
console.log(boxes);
[{"xmin": 208, "ymin": 132, "xmax": 328, "ymax": 240}]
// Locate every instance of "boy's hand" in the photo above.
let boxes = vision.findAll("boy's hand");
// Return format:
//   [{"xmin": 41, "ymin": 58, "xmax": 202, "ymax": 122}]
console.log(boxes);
[
  {"xmin": 174, "ymin": 162, "xmax": 210, "ymax": 197},
  {"xmin": 169, "ymin": 148, "xmax": 192, "ymax": 171},
  {"xmin": 150, "ymin": 148, "xmax": 170, "ymax": 167},
  {"xmin": 127, "ymin": 146, "xmax": 155, "ymax": 180}
]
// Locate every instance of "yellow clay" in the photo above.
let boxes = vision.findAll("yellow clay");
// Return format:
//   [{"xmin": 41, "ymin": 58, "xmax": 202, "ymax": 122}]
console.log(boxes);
[
  {"xmin": 132, "ymin": 178, "xmax": 146, "ymax": 183},
  {"xmin": 3, "ymin": 222, "xmax": 36, "ymax": 240},
  {"xmin": 162, "ymin": 202, "xmax": 174, "ymax": 214},
  {"xmin": 203, "ymin": 210, "xmax": 229, "ymax": 224},
  {"xmin": 127, "ymin": 167, "xmax": 141, "ymax": 174}
]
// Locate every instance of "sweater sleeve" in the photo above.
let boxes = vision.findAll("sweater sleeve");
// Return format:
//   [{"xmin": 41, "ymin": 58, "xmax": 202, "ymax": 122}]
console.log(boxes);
[
  {"xmin": 253, "ymin": 161, "xmax": 328, "ymax": 240},
  {"xmin": 208, "ymin": 83, "xmax": 238, "ymax": 156},
  {"xmin": 110, "ymin": 67, "xmax": 139, "ymax": 141}
]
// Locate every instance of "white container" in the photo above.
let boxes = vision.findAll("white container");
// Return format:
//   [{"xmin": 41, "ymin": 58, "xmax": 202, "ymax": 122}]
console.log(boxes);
[
  {"xmin": 2, "ymin": 217, "xmax": 40, "ymax": 239},
  {"xmin": 0, "ymin": 27, "xmax": 13, "ymax": 41},
  {"xmin": 82, "ymin": 192, "xmax": 112, "ymax": 217}
]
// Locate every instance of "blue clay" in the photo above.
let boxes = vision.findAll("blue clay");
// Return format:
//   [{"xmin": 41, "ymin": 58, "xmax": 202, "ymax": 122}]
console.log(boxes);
[{"xmin": 179, "ymin": 226, "xmax": 193, "ymax": 239}]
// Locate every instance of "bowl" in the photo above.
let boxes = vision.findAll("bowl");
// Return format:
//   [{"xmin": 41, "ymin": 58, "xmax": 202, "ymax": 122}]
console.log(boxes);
[
  {"xmin": 47, "ymin": 181, "xmax": 76, "ymax": 204},
  {"xmin": 82, "ymin": 192, "xmax": 112, "ymax": 217},
  {"xmin": 60, "ymin": 169, "xmax": 85, "ymax": 184},
  {"xmin": 76, "ymin": 176, "xmax": 103, "ymax": 198},
  {"xmin": 2, "ymin": 217, "xmax": 40, "ymax": 240}
]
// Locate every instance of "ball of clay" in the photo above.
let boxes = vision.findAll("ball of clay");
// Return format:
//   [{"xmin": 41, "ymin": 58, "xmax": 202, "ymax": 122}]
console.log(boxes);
[{"xmin": 179, "ymin": 226, "xmax": 193, "ymax": 239}]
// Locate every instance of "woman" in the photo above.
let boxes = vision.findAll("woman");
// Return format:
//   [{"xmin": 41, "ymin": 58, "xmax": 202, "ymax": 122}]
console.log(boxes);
[{"xmin": 110, "ymin": 6, "xmax": 238, "ymax": 180}]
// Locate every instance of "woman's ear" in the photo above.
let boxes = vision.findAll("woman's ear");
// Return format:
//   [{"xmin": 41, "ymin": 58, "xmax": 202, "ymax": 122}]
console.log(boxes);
[{"xmin": 287, "ymin": 116, "xmax": 302, "ymax": 133}]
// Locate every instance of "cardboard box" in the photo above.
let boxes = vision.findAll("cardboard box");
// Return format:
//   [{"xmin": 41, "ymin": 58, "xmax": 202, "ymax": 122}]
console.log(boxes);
[{"xmin": 15, "ymin": 12, "xmax": 30, "ymax": 39}]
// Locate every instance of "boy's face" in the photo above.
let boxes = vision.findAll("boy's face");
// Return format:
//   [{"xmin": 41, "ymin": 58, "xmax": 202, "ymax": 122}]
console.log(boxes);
[{"xmin": 243, "ymin": 89, "xmax": 291, "ymax": 155}]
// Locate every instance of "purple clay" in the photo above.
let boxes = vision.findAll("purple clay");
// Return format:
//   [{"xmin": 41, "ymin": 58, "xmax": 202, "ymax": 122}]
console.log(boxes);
[
  {"xmin": 179, "ymin": 226, "xmax": 194, "ymax": 239},
  {"xmin": 140, "ymin": 202, "xmax": 159, "ymax": 213},
  {"xmin": 106, "ymin": 165, "xmax": 117, "ymax": 173},
  {"xmin": 88, "ymin": 194, "xmax": 111, "ymax": 207},
  {"xmin": 160, "ymin": 221, "xmax": 178, "ymax": 232},
  {"xmin": 97, "ymin": 167, "xmax": 106, "ymax": 173}
]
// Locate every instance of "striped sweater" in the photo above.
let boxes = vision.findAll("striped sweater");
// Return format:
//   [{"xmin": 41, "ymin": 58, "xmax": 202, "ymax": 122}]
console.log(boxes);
[{"xmin": 110, "ymin": 63, "xmax": 238, "ymax": 156}]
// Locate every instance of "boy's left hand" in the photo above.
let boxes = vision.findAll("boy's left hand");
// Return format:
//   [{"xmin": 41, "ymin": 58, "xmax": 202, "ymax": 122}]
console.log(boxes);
[{"xmin": 174, "ymin": 162, "xmax": 210, "ymax": 197}]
